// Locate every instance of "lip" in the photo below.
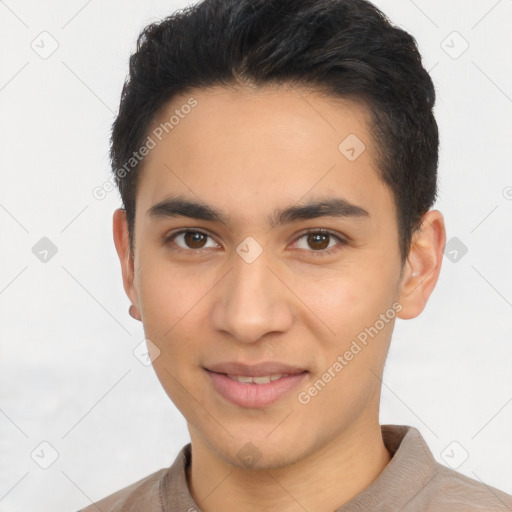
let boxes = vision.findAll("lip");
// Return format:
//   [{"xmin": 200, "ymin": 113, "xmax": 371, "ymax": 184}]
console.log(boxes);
[
  {"xmin": 205, "ymin": 368, "xmax": 309, "ymax": 408},
  {"xmin": 205, "ymin": 361, "xmax": 307, "ymax": 377}
]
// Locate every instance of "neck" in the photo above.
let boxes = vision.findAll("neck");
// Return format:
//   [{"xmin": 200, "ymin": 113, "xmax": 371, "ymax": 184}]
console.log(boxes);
[{"xmin": 186, "ymin": 419, "xmax": 391, "ymax": 512}]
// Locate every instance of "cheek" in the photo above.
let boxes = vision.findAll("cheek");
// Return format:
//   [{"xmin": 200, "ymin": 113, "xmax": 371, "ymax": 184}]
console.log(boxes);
[
  {"xmin": 136, "ymin": 256, "xmax": 207, "ymax": 335},
  {"xmin": 135, "ymin": 267, "xmax": 209, "ymax": 405},
  {"xmin": 139, "ymin": 264, "xmax": 207, "ymax": 410},
  {"xmin": 294, "ymin": 266, "xmax": 394, "ymax": 342},
  {"xmin": 294, "ymin": 283, "xmax": 394, "ymax": 429}
]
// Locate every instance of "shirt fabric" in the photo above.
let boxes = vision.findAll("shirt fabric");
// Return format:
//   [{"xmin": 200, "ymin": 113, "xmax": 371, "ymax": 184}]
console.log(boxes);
[{"xmin": 77, "ymin": 424, "xmax": 512, "ymax": 511}]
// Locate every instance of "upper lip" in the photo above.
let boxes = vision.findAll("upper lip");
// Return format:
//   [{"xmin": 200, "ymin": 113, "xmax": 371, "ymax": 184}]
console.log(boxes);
[{"xmin": 205, "ymin": 361, "xmax": 308, "ymax": 377}]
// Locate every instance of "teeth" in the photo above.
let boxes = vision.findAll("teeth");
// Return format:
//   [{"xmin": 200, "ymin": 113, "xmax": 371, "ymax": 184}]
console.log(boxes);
[
  {"xmin": 233, "ymin": 375, "xmax": 253, "ymax": 383},
  {"xmin": 227, "ymin": 373, "xmax": 287, "ymax": 384},
  {"xmin": 253, "ymin": 375, "xmax": 271, "ymax": 384}
]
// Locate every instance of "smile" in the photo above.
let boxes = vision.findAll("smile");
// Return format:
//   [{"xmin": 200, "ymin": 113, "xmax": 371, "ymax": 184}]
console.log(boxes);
[
  {"xmin": 226, "ymin": 373, "xmax": 287, "ymax": 384},
  {"xmin": 205, "ymin": 369, "xmax": 309, "ymax": 408}
]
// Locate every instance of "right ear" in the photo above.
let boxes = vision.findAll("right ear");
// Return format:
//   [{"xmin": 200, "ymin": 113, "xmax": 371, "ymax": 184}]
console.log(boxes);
[{"xmin": 112, "ymin": 208, "xmax": 141, "ymax": 321}]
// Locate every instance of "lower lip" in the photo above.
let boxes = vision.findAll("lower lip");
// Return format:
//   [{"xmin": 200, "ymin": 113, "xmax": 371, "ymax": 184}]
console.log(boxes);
[{"xmin": 206, "ymin": 370, "xmax": 309, "ymax": 408}]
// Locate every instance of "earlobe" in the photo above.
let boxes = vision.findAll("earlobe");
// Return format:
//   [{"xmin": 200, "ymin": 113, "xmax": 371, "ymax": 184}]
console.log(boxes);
[
  {"xmin": 129, "ymin": 304, "xmax": 142, "ymax": 321},
  {"xmin": 113, "ymin": 208, "xmax": 141, "ymax": 320},
  {"xmin": 397, "ymin": 210, "xmax": 446, "ymax": 320}
]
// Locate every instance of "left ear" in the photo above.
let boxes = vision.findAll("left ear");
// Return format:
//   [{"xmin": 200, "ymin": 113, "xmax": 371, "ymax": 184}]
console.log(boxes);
[{"xmin": 397, "ymin": 209, "xmax": 446, "ymax": 320}]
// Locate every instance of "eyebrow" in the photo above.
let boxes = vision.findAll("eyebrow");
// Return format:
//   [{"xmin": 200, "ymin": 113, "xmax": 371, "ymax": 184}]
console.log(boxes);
[{"xmin": 146, "ymin": 195, "xmax": 369, "ymax": 228}]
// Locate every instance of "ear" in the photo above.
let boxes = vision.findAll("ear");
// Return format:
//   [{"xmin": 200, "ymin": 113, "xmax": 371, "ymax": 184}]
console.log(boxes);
[
  {"xmin": 112, "ymin": 208, "xmax": 141, "ymax": 321},
  {"xmin": 397, "ymin": 209, "xmax": 446, "ymax": 320}
]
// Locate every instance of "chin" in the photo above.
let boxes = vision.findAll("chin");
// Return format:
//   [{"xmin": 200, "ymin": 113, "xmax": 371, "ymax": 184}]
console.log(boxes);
[{"xmin": 210, "ymin": 434, "xmax": 310, "ymax": 471}]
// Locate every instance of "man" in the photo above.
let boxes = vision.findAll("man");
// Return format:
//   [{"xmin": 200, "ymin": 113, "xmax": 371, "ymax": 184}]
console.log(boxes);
[{"xmin": 80, "ymin": 0, "xmax": 512, "ymax": 510}]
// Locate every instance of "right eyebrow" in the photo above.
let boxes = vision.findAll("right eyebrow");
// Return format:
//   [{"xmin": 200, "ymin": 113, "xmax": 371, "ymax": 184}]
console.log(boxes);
[{"xmin": 146, "ymin": 196, "xmax": 227, "ymax": 223}]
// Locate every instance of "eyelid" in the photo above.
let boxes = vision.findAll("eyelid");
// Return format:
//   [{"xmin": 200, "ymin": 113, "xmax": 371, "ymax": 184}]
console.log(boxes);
[
  {"xmin": 290, "ymin": 228, "xmax": 348, "ymax": 256},
  {"xmin": 164, "ymin": 227, "xmax": 348, "ymax": 255},
  {"xmin": 163, "ymin": 227, "xmax": 221, "ymax": 249},
  {"xmin": 294, "ymin": 227, "xmax": 348, "ymax": 243}
]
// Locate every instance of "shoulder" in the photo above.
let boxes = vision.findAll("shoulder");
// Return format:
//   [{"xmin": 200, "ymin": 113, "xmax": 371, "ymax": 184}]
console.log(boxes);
[
  {"xmin": 76, "ymin": 466, "xmax": 169, "ymax": 512},
  {"xmin": 421, "ymin": 463, "xmax": 512, "ymax": 511}
]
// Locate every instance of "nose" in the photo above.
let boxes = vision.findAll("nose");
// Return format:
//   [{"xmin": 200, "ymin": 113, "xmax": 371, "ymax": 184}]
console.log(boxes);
[{"xmin": 210, "ymin": 247, "xmax": 294, "ymax": 344}]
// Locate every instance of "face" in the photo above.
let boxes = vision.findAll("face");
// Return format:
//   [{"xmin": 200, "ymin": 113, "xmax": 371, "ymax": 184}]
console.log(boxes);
[{"xmin": 115, "ymin": 84, "xmax": 428, "ymax": 470}]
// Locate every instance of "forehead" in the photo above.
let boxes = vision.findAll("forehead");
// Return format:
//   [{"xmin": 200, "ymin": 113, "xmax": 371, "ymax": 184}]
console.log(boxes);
[{"xmin": 136, "ymin": 84, "xmax": 392, "ymax": 224}]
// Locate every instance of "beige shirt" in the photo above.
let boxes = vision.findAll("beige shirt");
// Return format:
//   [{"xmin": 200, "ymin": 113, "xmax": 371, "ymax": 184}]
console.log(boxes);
[{"xmin": 77, "ymin": 424, "xmax": 512, "ymax": 511}]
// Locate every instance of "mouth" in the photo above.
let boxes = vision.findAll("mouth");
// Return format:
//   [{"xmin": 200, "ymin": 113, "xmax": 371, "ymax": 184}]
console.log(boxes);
[
  {"xmin": 204, "ymin": 361, "xmax": 308, "ymax": 377},
  {"xmin": 204, "ymin": 365, "xmax": 309, "ymax": 408}
]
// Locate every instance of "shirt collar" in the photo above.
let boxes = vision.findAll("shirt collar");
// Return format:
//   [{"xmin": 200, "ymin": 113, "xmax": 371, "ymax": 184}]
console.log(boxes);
[
  {"xmin": 160, "ymin": 424, "xmax": 439, "ymax": 512},
  {"xmin": 336, "ymin": 425, "xmax": 439, "ymax": 511}
]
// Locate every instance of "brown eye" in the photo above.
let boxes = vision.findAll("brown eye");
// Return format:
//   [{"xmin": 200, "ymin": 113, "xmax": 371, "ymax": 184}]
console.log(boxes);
[
  {"xmin": 183, "ymin": 231, "xmax": 207, "ymax": 249},
  {"xmin": 166, "ymin": 230, "xmax": 218, "ymax": 251},
  {"xmin": 293, "ymin": 229, "xmax": 347, "ymax": 257},
  {"xmin": 306, "ymin": 232, "xmax": 330, "ymax": 250}
]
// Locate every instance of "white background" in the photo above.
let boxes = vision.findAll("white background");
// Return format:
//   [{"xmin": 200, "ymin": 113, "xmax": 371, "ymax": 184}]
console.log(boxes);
[{"xmin": 1, "ymin": 1, "xmax": 511, "ymax": 510}]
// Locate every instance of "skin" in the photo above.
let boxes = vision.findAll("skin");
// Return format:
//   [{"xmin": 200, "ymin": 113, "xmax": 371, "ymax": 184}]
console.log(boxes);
[{"xmin": 113, "ymin": 84, "xmax": 446, "ymax": 512}]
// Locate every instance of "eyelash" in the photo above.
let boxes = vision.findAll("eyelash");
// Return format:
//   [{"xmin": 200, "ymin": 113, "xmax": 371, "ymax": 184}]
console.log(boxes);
[{"xmin": 163, "ymin": 228, "xmax": 347, "ymax": 258}]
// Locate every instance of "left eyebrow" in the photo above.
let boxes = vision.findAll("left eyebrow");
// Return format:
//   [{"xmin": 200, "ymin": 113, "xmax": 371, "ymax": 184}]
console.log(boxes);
[
  {"xmin": 146, "ymin": 194, "xmax": 370, "ymax": 228},
  {"xmin": 269, "ymin": 197, "xmax": 369, "ymax": 228}
]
